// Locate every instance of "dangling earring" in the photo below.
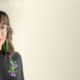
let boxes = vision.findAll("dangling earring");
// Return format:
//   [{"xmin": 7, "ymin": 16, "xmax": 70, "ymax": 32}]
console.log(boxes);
[
  {"xmin": 3, "ymin": 38, "xmax": 9, "ymax": 52},
  {"xmin": 5, "ymin": 38, "xmax": 9, "ymax": 52}
]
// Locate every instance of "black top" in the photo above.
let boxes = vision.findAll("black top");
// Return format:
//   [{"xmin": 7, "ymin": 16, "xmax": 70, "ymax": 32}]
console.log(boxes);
[{"xmin": 0, "ymin": 49, "xmax": 24, "ymax": 80}]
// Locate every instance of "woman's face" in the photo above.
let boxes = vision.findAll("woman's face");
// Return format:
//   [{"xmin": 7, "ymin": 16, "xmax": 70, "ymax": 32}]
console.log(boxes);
[{"xmin": 0, "ymin": 21, "xmax": 7, "ymax": 47}]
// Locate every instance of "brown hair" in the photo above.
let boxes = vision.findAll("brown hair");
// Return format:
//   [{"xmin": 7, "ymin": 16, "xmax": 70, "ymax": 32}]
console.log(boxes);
[{"xmin": 0, "ymin": 11, "xmax": 15, "ymax": 59}]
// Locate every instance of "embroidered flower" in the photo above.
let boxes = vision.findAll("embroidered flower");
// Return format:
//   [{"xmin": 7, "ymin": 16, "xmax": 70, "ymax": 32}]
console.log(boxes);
[
  {"xmin": 8, "ymin": 58, "xmax": 18, "ymax": 77},
  {"xmin": 10, "ymin": 70, "xmax": 16, "ymax": 77},
  {"xmin": 12, "ymin": 63, "xmax": 18, "ymax": 68}
]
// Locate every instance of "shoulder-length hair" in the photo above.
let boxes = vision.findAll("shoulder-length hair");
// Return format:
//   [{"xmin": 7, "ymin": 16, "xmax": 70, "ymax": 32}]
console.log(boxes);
[{"xmin": 0, "ymin": 11, "xmax": 15, "ymax": 59}]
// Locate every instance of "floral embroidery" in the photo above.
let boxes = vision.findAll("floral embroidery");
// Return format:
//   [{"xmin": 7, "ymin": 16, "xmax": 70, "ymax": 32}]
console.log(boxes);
[{"xmin": 8, "ymin": 58, "xmax": 18, "ymax": 77}]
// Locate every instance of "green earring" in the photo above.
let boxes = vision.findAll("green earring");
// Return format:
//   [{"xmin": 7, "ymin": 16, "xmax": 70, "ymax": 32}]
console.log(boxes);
[{"xmin": 3, "ymin": 39, "xmax": 9, "ymax": 52}]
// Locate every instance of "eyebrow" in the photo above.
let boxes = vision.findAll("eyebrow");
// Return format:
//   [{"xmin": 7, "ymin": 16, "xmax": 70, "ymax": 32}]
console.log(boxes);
[
  {"xmin": 0, "ymin": 24, "xmax": 7, "ymax": 27},
  {"xmin": 0, "ymin": 21, "xmax": 6, "ymax": 24}
]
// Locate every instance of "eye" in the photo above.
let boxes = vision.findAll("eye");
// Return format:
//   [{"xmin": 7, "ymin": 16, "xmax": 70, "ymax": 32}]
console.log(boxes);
[{"xmin": 1, "ymin": 26, "xmax": 5, "ymax": 29}]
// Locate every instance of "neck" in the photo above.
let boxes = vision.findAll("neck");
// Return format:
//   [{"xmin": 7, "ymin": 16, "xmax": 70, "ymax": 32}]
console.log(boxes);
[{"xmin": 0, "ymin": 46, "xmax": 2, "ymax": 50}]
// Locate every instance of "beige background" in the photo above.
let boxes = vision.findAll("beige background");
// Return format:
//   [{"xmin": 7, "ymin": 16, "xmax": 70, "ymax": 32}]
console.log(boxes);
[{"xmin": 0, "ymin": 0, "xmax": 80, "ymax": 80}]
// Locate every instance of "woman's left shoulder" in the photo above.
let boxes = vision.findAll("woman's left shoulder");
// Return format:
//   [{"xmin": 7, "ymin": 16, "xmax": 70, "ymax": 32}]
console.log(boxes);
[{"xmin": 12, "ymin": 51, "xmax": 22, "ymax": 61}]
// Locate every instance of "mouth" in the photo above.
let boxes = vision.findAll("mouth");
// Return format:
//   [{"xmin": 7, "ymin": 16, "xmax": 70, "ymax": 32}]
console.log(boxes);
[{"xmin": 0, "ymin": 38, "xmax": 2, "ymax": 41}]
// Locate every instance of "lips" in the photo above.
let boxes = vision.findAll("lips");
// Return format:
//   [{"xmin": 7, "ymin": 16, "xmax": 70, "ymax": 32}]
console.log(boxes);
[{"xmin": 0, "ymin": 38, "xmax": 2, "ymax": 41}]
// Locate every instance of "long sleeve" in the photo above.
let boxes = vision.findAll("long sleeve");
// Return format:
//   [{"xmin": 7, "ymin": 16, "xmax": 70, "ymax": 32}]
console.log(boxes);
[
  {"xmin": 18, "ymin": 52, "xmax": 24, "ymax": 80},
  {"xmin": 13, "ymin": 52, "xmax": 24, "ymax": 80},
  {"xmin": 11, "ymin": 52, "xmax": 25, "ymax": 80}
]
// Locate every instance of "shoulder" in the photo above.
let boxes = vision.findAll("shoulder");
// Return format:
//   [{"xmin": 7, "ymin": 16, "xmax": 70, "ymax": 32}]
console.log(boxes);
[
  {"xmin": 12, "ymin": 51, "xmax": 23, "ymax": 62},
  {"xmin": 13, "ymin": 51, "xmax": 21, "ymax": 58}
]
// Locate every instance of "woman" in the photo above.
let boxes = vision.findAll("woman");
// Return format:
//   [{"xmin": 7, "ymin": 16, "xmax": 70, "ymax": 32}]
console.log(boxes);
[{"xmin": 0, "ymin": 11, "xmax": 24, "ymax": 80}]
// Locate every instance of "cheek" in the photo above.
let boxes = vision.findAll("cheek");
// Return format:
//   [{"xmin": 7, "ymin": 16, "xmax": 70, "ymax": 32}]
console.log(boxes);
[{"xmin": 2, "ymin": 33, "xmax": 7, "ymax": 43}]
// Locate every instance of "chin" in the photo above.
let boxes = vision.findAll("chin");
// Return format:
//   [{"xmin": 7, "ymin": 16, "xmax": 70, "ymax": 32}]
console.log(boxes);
[{"xmin": 0, "ymin": 41, "xmax": 4, "ymax": 46}]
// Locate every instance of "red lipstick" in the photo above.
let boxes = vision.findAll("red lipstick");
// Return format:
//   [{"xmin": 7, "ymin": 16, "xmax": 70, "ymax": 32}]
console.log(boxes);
[{"xmin": 0, "ymin": 38, "xmax": 2, "ymax": 41}]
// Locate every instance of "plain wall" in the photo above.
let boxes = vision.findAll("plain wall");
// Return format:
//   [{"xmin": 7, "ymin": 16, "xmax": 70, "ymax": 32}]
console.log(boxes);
[{"xmin": 0, "ymin": 0, "xmax": 80, "ymax": 80}]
